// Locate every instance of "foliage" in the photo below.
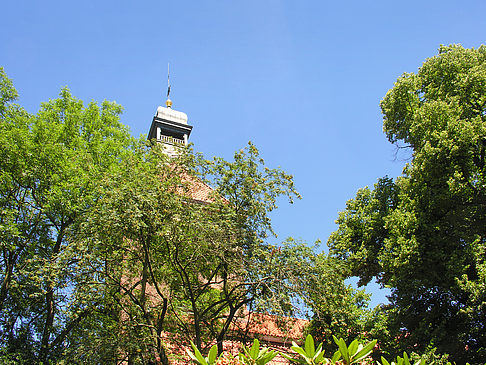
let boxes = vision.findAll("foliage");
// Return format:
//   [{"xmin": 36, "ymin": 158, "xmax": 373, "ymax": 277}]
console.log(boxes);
[
  {"xmin": 187, "ymin": 341, "xmax": 220, "ymax": 365},
  {"xmin": 186, "ymin": 339, "xmax": 276, "ymax": 365},
  {"xmin": 188, "ymin": 333, "xmax": 462, "ymax": 365},
  {"xmin": 238, "ymin": 339, "xmax": 278, "ymax": 365},
  {"xmin": 379, "ymin": 352, "xmax": 424, "ymax": 365},
  {"xmin": 184, "ymin": 334, "xmax": 460, "ymax": 365},
  {"xmin": 0, "ymin": 68, "xmax": 134, "ymax": 363},
  {"xmin": 0, "ymin": 67, "xmax": 18, "ymax": 116},
  {"xmin": 283, "ymin": 334, "xmax": 331, "ymax": 364},
  {"xmin": 328, "ymin": 44, "xmax": 486, "ymax": 363},
  {"xmin": 409, "ymin": 347, "xmax": 451, "ymax": 365},
  {"xmin": 331, "ymin": 336, "xmax": 376, "ymax": 365},
  {"xmin": 283, "ymin": 334, "xmax": 376, "ymax": 365},
  {"xmin": 379, "ymin": 350, "xmax": 454, "ymax": 365},
  {"xmin": 306, "ymin": 254, "xmax": 372, "ymax": 354}
]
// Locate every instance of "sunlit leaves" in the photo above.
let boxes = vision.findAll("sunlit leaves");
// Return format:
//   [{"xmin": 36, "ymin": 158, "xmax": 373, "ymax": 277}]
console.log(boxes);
[
  {"xmin": 0, "ymin": 72, "xmax": 134, "ymax": 363},
  {"xmin": 328, "ymin": 45, "xmax": 486, "ymax": 363}
]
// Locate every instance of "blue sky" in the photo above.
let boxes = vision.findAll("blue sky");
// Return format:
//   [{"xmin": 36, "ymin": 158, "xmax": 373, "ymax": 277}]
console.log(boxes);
[{"xmin": 2, "ymin": 0, "xmax": 485, "ymax": 307}]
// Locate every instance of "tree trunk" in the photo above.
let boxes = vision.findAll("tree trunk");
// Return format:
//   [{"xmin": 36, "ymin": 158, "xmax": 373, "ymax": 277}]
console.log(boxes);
[
  {"xmin": 39, "ymin": 284, "xmax": 55, "ymax": 363},
  {"xmin": 39, "ymin": 222, "xmax": 65, "ymax": 363},
  {"xmin": 0, "ymin": 251, "xmax": 17, "ymax": 312},
  {"xmin": 156, "ymin": 298, "xmax": 169, "ymax": 365}
]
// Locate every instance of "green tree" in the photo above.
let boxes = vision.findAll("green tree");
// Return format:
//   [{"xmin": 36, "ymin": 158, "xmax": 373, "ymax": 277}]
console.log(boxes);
[
  {"xmin": 328, "ymin": 45, "xmax": 486, "ymax": 363},
  {"xmin": 306, "ymin": 254, "xmax": 371, "ymax": 355},
  {"xmin": 78, "ymin": 141, "xmax": 311, "ymax": 362},
  {"xmin": 0, "ymin": 68, "xmax": 134, "ymax": 363},
  {"xmin": 69, "ymin": 143, "xmax": 186, "ymax": 364}
]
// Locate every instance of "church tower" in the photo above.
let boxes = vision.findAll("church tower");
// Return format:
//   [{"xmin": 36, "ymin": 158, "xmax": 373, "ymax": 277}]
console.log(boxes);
[{"xmin": 147, "ymin": 68, "xmax": 193, "ymax": 156}]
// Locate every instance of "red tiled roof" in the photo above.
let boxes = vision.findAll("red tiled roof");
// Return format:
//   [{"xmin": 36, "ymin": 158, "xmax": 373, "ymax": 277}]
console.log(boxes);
[
  {"xmin": 233, "ymin": 312, "xmax": 308, "ymax": 343},
  {"xmin": 184, "ymin": 173, "xmax": 215, "ymax": 203},
  {"xmin": 167, "ymin": 165, "xmax": 217, "ymax": 204}
]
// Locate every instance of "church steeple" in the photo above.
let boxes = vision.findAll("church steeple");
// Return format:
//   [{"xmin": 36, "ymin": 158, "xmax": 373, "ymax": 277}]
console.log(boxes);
[{"xmin": 148, "ymin": 66, "xmax": 193, "ymax": 155}]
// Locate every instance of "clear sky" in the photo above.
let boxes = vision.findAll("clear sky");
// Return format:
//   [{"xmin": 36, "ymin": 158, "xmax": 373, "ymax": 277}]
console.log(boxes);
[{"xmin": 1, "ymin": 0, "xmax": 485, "ymax": 307}]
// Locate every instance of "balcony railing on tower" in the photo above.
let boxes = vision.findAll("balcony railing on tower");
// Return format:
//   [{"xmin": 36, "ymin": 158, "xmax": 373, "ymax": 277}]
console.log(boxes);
[{"xmin": 159, "ymin": 135, "xmax": 185, "ymax": 146}]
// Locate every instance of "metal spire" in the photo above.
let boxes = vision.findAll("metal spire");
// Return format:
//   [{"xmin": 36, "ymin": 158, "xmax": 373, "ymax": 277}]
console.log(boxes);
[
  {"xmin": 167, "ymin": 63, "xmax": 171, "ymax": 98},
  {"xmin": 166, "ymin": 63, "xmax": 172, "ymax": 108}
]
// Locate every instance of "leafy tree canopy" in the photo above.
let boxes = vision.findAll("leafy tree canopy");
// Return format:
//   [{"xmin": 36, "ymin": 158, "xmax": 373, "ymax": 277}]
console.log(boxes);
[
  {"xmin": 0, "ymin": 66, "xmax": 140, "ymax": 363},
  {"xmin": 328, "ymin": 45, "xmax": 486, "ymax": 363},
  {"xmin": 306, "ymin": 254, "xmax": 371, "ymax": 355}
]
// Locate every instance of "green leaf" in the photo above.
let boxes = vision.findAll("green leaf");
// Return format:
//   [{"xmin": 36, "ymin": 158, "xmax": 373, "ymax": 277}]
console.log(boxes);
[
  {"xmin": 281, "ymin": 352, "xmax": 307, "ymax": 364},
  {"xmin": 347, "ymin": 339, "xmax": 358, "ymax": 357},
  {"xmin": 186, "ymin": 349, "xmax": 199, "ymax": 362},
  {"xmin": 403, "ymin": 352, "xmax": 410, "ymax": 365},
  {"xmin": 189, "ymin": 341, "xmax": 208, "ymax": 365},
  {"xmin": 257, "ymin": 350, "xmax": 277, "ymax": 365},
  {"xmin": 333, "ymin": 336, "xmax": 349, "ymax": 364},
  {"xmin": 250, "ymin": 338, "xmax": 260, "ymax": 359},
  {"xmin": 351, "ymin": 339, "xmax": 376, "ymax": 363},
  {"xmin": 380, "ymin": 356, "xmax": 391, "ymax": 365},
  {"xmin": 314, "ymin": 348, "xmax": 326, "ymax": 363},
  {"xmin": 291, "ymin": 345, "xmax": 309, "ymax": 359},
  {"xmin": 305, "ymin": 334, "xmax": 315, "ymax": 357},
  {"xmin": 331, "ymin": 350, "xmax": 341, "ymax": 364},
  {"xmin": 207, "ymin": 345, "xmax": 218, "ymax": 364}
]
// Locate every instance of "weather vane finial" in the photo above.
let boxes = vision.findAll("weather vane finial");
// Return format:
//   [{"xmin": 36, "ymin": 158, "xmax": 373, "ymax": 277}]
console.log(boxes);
[{"xmin": 166, "ymin": 63, "xmax": 172, "ymax": 108}]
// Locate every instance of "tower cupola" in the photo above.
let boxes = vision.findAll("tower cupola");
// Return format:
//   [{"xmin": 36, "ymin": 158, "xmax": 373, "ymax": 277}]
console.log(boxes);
[{"xmin": 147, "ymin": 66, "xmax": 193, "ymax": 156}]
